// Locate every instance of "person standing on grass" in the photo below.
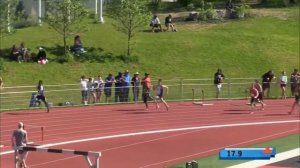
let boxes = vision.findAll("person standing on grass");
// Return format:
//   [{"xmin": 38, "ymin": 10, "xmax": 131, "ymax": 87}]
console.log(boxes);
[
  {"xmin": 11, "ymin": 122, "xmax": 29, "ymax": 168},
  {"xmin": 131, "ymin": 72, "xmax": 140, "ymax": 103},
  {"xmin": 290, "ymin": 69, "xmax": 300, "ymax": 96},
  {"xmin": 153, "ymin": 79, "xmax": 169, "ymax": 111},
  {"xmin": 141, "ymin": 73, "xmax": 158, "ymax": 110},
  {"xmin": 37, "ymin": 80, "xmax": 50, "ymax": 112},
  {"xmin": 249, "ymin": 83, "xmax": 264, "ymax": 114},
  {"xmin": 289, "ymin": 83, "xmax": 300, "ymax": 115},
  {"xmin": 279, "ymin": 71, "xmax": 288, "ymax": 99},
  {"xmin": 214, "ymin": 69, "xmax": 225, "ymax": 99},
  {"xmin": 123, "ymin": 70, "xmax": 131, "ymax": 102},
  {"xmin": 104, "ymin": 73, "xmax": 115, "ymax": 103},
  {"xmin": 94, "ymin": 75, "xmax": 104, "ymax": 103},
  {"xmin": 261, "ymin": 70, "xmax": 276, "ymax": 99},
  {"xmin": 80, "ymin": 76, "xmax": 88, "ymax": 105},
  {"xmin": 87, "ymin": 77, "xmax": 96, "ymax": 104},
  {"xmin": 115, "ymin": 72, "xmax": 124, "ymax": 103}
]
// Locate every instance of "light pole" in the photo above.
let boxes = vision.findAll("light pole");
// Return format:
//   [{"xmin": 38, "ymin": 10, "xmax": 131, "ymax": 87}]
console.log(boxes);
[{"xmin": 99, "ymin": 0, "xmax": 104, "ymax": 23}]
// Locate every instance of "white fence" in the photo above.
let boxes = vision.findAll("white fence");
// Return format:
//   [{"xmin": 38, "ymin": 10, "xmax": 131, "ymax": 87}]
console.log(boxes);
[{"xmin": 0, "ymin": 78, "xmax": 293, "ymax": 111}]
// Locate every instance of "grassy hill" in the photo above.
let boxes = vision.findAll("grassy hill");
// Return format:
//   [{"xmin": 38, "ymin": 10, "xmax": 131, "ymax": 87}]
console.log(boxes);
[{"xmin": 0, "ymin": 7, "xmax": 299, "ymax": 86}]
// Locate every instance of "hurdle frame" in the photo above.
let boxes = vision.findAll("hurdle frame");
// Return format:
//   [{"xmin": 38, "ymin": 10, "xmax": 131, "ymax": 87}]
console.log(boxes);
[{"xmin": 14, "ymin": 146, "xmax": 101, "ymax": 168}]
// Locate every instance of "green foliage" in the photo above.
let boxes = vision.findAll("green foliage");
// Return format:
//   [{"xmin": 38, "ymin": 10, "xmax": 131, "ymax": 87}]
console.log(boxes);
[
  {"xmin": 197, "ymin": 2, "xmax": 222, "ymax": 21},
  {"xmin": 45, "ymin": 0, "xmax": 89, "ymax": 54},
  {"xmin": 107, "ymin": 0, "xmax": 151, "ymax": 57},
  {"xmin": 0, "ymin": 58, "xmax": 5, "ymax": 73},
  {"xmin": 0, "ymin": 0, "xmax": 17, "ymax": 37},
  {"xmin": 235, "ymin": 3, "xmax": 251, "ymax": 18}
]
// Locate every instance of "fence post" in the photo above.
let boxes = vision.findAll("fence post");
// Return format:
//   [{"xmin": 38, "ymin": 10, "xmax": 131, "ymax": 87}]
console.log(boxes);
[
  {"xmin": 227, "ymin": 78, "xmax": 231, "ymax": 99},
  {"xmin": 180, "ymin": 79, "xmax": 183, "ymax": 101}
]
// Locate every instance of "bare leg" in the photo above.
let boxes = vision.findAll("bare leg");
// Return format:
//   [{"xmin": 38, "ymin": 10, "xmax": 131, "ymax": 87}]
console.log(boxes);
[{"xmin": 289, "ymin": 101, "xmax": 297, "ymax": 114}]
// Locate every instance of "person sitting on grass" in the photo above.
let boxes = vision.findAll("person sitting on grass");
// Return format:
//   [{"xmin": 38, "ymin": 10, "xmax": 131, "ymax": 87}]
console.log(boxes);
[
  {"xmin": 37, "ymin": 47, "xmax": 48, "ymax": 64},
  {"xmin": 71, "ymin": 35, "xmax": 87, "ymax": 54},
  {"xmin": 150, "ymin": 15, "xmax": 162, "ymax": 32}
]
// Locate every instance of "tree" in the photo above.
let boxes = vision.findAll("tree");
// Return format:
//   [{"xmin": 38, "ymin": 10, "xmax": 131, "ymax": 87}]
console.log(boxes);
[
  {"xmin": 0, "ymin": 0, "xmax": 17, "ymax": 55},
  {"xmin": 45, "ymin": 0, "xmax": 88, "ymax": 55},
  {"xmin": 107, "ymin": 0, "xmax": 151, "ymax": 58}
]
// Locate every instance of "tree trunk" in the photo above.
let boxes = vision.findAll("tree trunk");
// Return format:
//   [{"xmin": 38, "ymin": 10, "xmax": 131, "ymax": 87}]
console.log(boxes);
[{"xmin": 127, "ymin": 31, "xmax": 131, "ymax": 58}]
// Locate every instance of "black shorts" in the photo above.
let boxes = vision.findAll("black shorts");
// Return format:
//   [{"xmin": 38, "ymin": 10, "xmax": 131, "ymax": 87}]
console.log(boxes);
[
  {"xmin": 296, "ymin": 95, "xmax": 300, "ymax": 101},
  {"xmin": 104, "ymin": 88, "xmax": 111, "ymax": 97},
  {"xmin": 37, "ymin": 95, "xmax": 46, "ymax": 101},
  {"xmin": 280, "ymin": 84, "xmax": 286, "ymax": 88}
]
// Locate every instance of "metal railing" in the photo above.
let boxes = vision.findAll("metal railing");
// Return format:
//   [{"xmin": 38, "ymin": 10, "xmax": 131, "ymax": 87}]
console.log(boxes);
[{"xmin": 0, "ymin": 78, "xmax": 294, "ymax": 111}]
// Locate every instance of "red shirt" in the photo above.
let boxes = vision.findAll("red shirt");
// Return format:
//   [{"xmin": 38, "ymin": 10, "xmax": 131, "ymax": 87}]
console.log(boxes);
[{"xmin": 250, "ymin": 88, "xmax": 259, "ymax": 98}]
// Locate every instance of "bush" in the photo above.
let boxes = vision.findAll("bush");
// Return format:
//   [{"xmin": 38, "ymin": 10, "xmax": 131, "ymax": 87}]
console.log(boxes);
[
  {"xmin": 0, "ymin": 58, "xmax": 5, "ymax": 73},
  {"xmin": 177, "ymin": 0, "xmax": 193, "ymax": 7},
  {"xmin": 13, "ymin": 20, "xmax": 38, "ymax": 29}
]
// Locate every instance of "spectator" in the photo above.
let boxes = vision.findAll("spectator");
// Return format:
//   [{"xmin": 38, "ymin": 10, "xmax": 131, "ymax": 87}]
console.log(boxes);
[
  {"xmin": 104, "ymin": 73, "xmax": 115, "ymax": 103},
  {"xmin": 115, "ymin": 72, "xmax": 124, "ymax": 103},
  {"xmin": 262, "ymin": 70, "xmax": 276, "ymax": 99},
  {"xmin": 141, "ymin": 73, "xmax": 158, "ymax": 110},
  {"xmin": 37, "ymin": 47, "xmax": 48, "ymax": 64},
  {"xmin": 72, "ymin": 35, "xmax": 86, "ymax": 54},
  {"xmin": 150, "ymin": 15, "xmax": 162, "ymax": 32},
  {"xmin": 131, "ymin": 72, "xmax": 140, "ymax": 103},
  {"xmin": 87, "ymin": 77, "xmax": 96, "ymax": 104},
  {"xmin": 290, "ymin": 69, "xmax": 300, "ymax": 96},
  {"xmin": 165, "ymin": 14, "xmax": 177, "ymax": 32},
  {"xmin": 80, "ymin": 76, "xmax": 88, "ymax": 105},
  {"xmin": 94, "ymin": 75, "xmax": 104, "ymax": 103},
  {"xmin": 214, "ymin": 69, "xmax": 225, "ymax": 99},
  {"xmin": 279, "ymin": 71, "xmax": 288, "ymax": 99},
  {"xmin": 19, "ymin": 42, "xmax": 29, "ymax": 62},
  {"xmin": 123, "ymin": 70, "xmax": 131, "ymax": 102},
  {"xmin": 0, "ymin": 76, "xmax": 3, "ymax": 89},
  {"xmin": 10, "ymin": 44, "xmax": 22, "ymax": 62},
  {"xmin": 37, "ymin": 80, "xmax": 50, "ymax": 112},
  {"xmin": 11, "ymin": 122, "xmax": 29, "ymax": 168}
]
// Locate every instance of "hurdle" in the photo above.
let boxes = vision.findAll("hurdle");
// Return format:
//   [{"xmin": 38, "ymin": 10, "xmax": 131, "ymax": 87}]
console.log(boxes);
[
  {"xmin": 192, "ymin": 88, "xmax": 213, "ymax": 106},
  {"xmin": 14, "ymin": 146, "xmax": 101, "ymax": 168}
]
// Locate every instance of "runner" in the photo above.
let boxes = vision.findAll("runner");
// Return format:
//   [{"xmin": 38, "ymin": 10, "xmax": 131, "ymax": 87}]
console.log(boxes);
[
  {"xmin": 37, "ymin": 80, "xmax": 50, "ymax": 112},
  {"xmin": 153, "ymin": 79, "xmax": 169, "ymax": 111},
  {"xmin": 249, "ymin": 83, "xmax": 264, "ymax": 114},
  {"xmin": 11, "ymin": 122, "xmax": 29, "ymax": 168},
  {"xmin": 141, "ymin": 73, "xmax": 158, "ymax": 110},
  {"xmin": 289, "ymin": 83, "xmax": 300, "ymax": 115}
]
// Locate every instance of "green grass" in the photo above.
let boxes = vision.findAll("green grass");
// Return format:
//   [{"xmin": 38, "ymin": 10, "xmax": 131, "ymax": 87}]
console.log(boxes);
[
  {"xmin": 0, "ymin": 7, "xmax": 298, "ymax": 87},
  {"xmin": 169, "ymin": 133, "xmax": 300, "ymax": 168}
]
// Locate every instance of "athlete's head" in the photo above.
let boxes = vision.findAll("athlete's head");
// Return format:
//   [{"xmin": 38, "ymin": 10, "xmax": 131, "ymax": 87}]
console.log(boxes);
[{"xmin": 18, "ymin": 122, "xmax": 24, "ymax": 129}]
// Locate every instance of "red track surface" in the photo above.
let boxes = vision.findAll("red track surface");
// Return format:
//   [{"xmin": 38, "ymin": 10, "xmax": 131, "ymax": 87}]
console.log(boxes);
[{"xmin": 1, "ymin": 99, "xmax": 299, "ymax": 168}]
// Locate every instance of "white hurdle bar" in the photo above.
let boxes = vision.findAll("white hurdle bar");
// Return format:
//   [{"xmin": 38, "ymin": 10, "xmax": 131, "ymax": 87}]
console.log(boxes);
[{"xmin": 14, "ymin": 146, "xmax": 101, "ymax": 168}]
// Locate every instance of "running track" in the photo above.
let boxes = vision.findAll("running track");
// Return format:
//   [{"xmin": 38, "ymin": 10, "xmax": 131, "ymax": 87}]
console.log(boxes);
[{"xmin": 1, "ymin": 99, "xmax": 299, "ymax": 168}]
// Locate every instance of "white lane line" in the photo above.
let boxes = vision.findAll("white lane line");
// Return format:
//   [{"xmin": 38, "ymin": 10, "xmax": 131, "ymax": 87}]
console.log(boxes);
[
  {"xmin": 227, "ymin": 148, "xmax": 300, "ymax": 168},
  {"xmin": 1, "ymin": 119, "xmax": 299, "ymax": 156}
]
